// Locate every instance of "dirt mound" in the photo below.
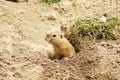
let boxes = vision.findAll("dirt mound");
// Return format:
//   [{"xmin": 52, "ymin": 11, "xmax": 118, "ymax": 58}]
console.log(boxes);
[{"xmin": 0, "ymin": 41, "xmax": 120, "ymax": 80}]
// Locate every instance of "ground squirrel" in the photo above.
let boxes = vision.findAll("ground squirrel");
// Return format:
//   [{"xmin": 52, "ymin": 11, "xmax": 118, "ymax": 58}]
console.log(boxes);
[{"xmin": 45, "ymin": 33, "xmax": 75, "ymax": 60}]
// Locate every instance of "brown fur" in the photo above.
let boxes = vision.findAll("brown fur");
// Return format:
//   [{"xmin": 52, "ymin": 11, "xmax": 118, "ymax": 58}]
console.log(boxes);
[{"xmin": 45, "ymin": 33, "xmax": 75, "ymax": 60}]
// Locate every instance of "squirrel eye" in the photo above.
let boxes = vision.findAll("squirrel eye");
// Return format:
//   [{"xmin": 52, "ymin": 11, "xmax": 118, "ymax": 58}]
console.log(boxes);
[{"xmin": 52, "ymin": 34, "xmax": 56, "ymax": 37}]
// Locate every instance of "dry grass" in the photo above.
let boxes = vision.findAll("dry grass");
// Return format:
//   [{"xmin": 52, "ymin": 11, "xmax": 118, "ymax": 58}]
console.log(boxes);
[
  {"xmin": 65, "ymin": 17, "xmax": 118, "ymax": 52},
  {"xmin": 42, "ymin": 0, "xmax": 61, "ymax": 4}
]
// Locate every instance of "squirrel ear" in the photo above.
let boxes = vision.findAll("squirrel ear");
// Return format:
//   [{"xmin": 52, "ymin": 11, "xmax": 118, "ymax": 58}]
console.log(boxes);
[{"xmin": 60, "ymin": 34, "xmax": 63, "ymax": 38}]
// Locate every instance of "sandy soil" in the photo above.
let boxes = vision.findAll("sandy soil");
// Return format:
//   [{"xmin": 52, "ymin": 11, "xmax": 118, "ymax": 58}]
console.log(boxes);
[{"xmin": 0, "ymin": 0, "xmax": 120, "ymax": 80}]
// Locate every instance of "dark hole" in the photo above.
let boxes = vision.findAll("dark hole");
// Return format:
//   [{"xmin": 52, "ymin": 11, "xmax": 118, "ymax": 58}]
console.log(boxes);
[
  {"xmin": 6, "ymin": 0, "xmax": 28, "ymax": 2},
  {"xmin": 6, "ymin": 0, "xmax": 17, "ymax": 2}
]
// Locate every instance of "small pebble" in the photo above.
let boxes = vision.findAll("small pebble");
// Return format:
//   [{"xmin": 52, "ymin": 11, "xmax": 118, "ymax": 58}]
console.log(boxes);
[
  {"xmin": 56, "ymin": 65, "xmax": 60, "ymax": 68},
  {"xmin": 116, "ymin": 50, "xmax": 120, "ymax": 53}
]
